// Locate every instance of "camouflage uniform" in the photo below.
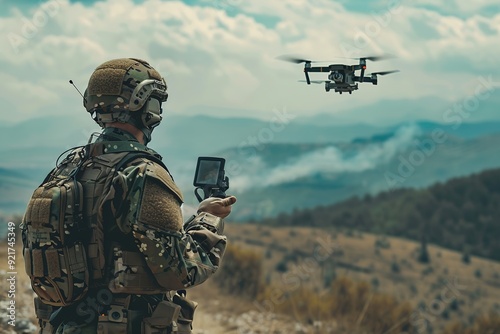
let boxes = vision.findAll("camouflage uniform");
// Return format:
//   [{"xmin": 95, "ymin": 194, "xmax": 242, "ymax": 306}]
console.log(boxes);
[
  {"xmin": 26, "ymin": 58, "xmax": 231, "ymax": 334},
  {"xmin": 35, "ymin": 127, "xmax": 227, "ymax": 334}
]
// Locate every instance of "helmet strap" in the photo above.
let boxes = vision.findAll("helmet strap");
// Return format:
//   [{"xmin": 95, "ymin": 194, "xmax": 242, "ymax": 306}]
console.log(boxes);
[
  {"xmin": 128, "ymin": 112, "xmax": 153, "ymax": 145},
  {"xmin": 93, "ymin": 98, "xmax": 162, "ymax": 145}
]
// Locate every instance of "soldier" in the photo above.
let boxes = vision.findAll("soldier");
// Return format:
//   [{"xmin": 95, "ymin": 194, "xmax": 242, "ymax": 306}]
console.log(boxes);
[{"xmin": 23, "ymin": 58, "xmax": 236, "ymax": 334}]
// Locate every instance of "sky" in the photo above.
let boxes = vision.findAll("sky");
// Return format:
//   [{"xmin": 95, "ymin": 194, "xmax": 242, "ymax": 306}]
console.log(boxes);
[{"xmin": 1, "ymin": 0, "xmax": 499, "ymax": 125}]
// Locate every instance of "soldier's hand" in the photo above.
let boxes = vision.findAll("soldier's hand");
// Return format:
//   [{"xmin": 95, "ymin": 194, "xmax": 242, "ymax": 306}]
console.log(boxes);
[{"xmin": 197, "ymin": 196, "xmax": 237, "ymax": 219}]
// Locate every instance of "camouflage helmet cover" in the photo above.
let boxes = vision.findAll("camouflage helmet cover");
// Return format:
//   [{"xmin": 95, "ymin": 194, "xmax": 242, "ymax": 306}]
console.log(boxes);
[{"xmin": 84, "ymin": 58, "xmax": 168, "ymax": 128}]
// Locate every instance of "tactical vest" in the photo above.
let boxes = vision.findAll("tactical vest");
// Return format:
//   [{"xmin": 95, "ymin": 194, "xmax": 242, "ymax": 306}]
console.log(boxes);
[
  {"xmin": 24, "ymin": 139, "xmax": 197, "ymax": 333},
  {"xmin": 81, "ymin": 142, "xmax": 152, "ymax": 284}
]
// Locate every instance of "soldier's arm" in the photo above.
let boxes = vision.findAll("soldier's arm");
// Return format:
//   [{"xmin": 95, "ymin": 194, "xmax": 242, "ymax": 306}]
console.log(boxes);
[{"xmin": 99, "ymin": 158, "xmax": 227, "ymax": 290}]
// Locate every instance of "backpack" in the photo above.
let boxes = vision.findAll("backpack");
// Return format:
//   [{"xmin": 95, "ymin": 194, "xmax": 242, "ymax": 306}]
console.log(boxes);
[
  {"xmin": 21, "ymin": 142, "xmax": 167, "ymax": 307},
  {"xmin": 22, "ymin": 147, "xmax": 89, "ymax": 306}
]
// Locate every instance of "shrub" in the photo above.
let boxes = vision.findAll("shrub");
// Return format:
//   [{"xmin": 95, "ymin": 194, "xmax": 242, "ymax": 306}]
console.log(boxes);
[
  {"xmin": 215, "ymin": 243, "xmax": 263, "ymax": 299},
  {"xmin": 391, "ymin": 261, "xmax": 401, "ymax": 274},
  {"xmin": 421, "ymin": 266, "xmax": 434, "ymax": 276},
  {"xmin": 256, "ymin": 276, "xmax": 414, "ymax": 333},
  {"xmin": 275, "ymin": 259, "xmax": 288, "ymax": 273},
  {"xmin": 449, "ymin": 299, "xmax": 459, "ymax": 311},
  {"xmin": 344, "ymin": 229, "xmax": 355, "ymax": 237},
  {"xmin": 417, "ymin": 242, "xmax": 431, "ymax": 264},
  {"xmin": 462, "ymin": 251, "xmax": 471, "ymax": 264},
  {"xmin": 474, "ymin": 269, "xmax": 482, "ymax": 278},
  {"xmin": 374, "ymin": 237, "xmax": 391, "ymax": 249}
]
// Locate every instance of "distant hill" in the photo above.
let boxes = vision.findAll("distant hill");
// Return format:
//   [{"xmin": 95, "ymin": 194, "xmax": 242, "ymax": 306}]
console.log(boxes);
[
  {"xmin": 1, "ymin": 116, "xmax": 500, "ymax": 217},
  {"xmin": 0, "ymin": 114, "xmax": 389, "ymax": 170},
  {"xmin": 218, "ymin": 222, "xmax": 500, "ymax": 333},
  {"xmin": 261, "ymin": 167, "xmax": 500, "ymax": 261},
  {"xmin": 2, "ymin": 114, "xmax": 500, "ymax": 170},
  {"xmin": 221, "ymin": 129, "xmax": 500, "ymax": 220},
  {"xmin": 300, "ymin": 93, "xmax": 500, "ymax": 127}
]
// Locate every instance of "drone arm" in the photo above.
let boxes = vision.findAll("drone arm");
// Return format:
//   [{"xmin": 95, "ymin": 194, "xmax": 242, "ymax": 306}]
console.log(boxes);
[
  {"xmin": 304, "ymin": 69, "xmax": 311, "ymax": 85},
  {"xmin": 307, "ymin": 66, "xmax": 331, "ymax": 72},
  {"xmin": 353, "ymin": 64, "xmax": 366, "ymax": 82},
  {"xmin": 354, "ymin": 76, "xmax": 377, "ymax": 85}
]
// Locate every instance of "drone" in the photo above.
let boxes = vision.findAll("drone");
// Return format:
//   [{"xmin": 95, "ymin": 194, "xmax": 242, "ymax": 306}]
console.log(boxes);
[{"xmin": 278, "ymin": 55, "xmax": 400, "ymax": 94}]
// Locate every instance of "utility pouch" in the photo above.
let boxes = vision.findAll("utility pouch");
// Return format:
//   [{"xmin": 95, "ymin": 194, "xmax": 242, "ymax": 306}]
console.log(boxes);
[
  {"xmin": 127, "ymin": 309, "xmax": 147, "ymax": 334},
  {"xmin": 109, "ymin": 250, "xmax": 165, "ymax": 295},
  {"xmin": 97, "ymin": 305, "xmax": 128, "ymax": 334},
  {"xmin": 34, "ymin": 297, "xmax": 56, "ymax": 334},
  {"xmin": 173, "ymin": 292, "xmax": 197, "ymax": 334},
  {"xmin": 97, "ymin": 321, "xmax": 127, "ymax": 334},
  {"xmin": 34, "ymin": 297, "xmax": 54, "ymax": 321},
  {"xmin": 142, "ymin": 300, "xmax": 181, "ymax": 334}
]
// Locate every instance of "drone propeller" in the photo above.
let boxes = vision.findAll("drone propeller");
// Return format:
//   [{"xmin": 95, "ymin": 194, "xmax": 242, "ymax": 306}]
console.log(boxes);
[
  {"xmin": 354, "ymin": 54, "xmax": 396, "ymax": 62},
  {"xmin": 277, "ymin": 55, "xmax": 314, "ymax": 64},
  {"xmin": 276, "ymin": 55, "xmax": 336, "ymax": 64},
  {"xmin": 279, "ymin": 54, "xmax": 396, "ymax": 63},
  {"xmin": 371, "ymin": 70, "xmax": 400, "ymax": 76},
  {"xmin": 298, "ymin": 80, "xmax": 326, "ymax": 84}
]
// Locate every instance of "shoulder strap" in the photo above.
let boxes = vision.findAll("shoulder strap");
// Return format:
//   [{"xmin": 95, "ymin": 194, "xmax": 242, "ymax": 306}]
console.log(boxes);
[
  {"xmin": 85, "ymin": 141, "xmax": 173, "ymax": 180},
  {"xmin": 114, "ymin": 152, "xmax": 172, "ymax": 180}
]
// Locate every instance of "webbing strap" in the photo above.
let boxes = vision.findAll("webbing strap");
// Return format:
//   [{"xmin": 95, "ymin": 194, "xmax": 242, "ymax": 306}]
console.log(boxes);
[
  {"xmin": 85, "ymin": 141, "xmax": 160, "ymax": 159},
  {"xmin": 85, "ymin": 141, "xmax": 172, "ymax": 179}
]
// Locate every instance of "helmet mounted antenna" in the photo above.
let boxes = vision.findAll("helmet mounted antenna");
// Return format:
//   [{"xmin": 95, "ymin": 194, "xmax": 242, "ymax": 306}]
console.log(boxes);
[
  {"xmin": 69, "ymin": 80, "xmax": 101, "ymax": 144},
  {"xmin": 69, "ymin": 80, "xmax": 87, "ymax": 105}
]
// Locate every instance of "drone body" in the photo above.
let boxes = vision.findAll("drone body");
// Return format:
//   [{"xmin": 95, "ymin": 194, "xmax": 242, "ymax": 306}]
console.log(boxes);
[{"xmin": 279, "ymin": 55, "xmax": 399, "ymax": 94}]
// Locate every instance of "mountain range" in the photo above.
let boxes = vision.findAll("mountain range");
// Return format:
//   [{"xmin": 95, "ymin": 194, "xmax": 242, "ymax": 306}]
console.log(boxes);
[
  {"xmin": 1, "ymin": 114, "xmax": 499, "ymax": 217},
  {"xmin": 260, "ymin": 166, "xmax": 500, "ymax": 261}
]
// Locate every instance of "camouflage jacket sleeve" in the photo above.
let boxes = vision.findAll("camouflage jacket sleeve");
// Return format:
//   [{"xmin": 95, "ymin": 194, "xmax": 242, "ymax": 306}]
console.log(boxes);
[{"xmin": 99, "ymin": 157, "xmax": 227, "ymax": 290}]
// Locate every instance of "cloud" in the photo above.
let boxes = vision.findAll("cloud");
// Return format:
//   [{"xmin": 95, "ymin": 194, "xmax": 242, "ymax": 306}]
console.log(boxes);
[
  {"xmin": 0, "ymin": 0, "xmax": 498, "ymax": 125},
  {"xmin": 230, "ymin": 124, "xmax": 422, "ymax": 191},
  {"xmin": 410, "ymin": 0, "xmax": 500, "ymax": 17}
]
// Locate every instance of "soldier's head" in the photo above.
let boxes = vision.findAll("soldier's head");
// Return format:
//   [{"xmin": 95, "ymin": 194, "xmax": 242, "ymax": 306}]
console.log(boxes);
[{"xmin": 84, "ymin": 58, "xmax": 168, "ymax": 144}]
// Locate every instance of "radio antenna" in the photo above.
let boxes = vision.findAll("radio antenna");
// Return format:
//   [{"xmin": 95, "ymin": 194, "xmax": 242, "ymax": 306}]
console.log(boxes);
[{"xmin": 69, "ymin": 79, "xmax": 86, "ymax": 103}]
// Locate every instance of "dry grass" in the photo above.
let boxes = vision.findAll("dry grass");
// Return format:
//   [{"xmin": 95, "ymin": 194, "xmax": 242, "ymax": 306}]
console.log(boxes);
[
  {"xmin": 4, "ymin": 219, "xmax": 500, "ymax": 333},
  {"xmin": 223, "ymin": 223, "xmax": 500, "ymax": 333}
]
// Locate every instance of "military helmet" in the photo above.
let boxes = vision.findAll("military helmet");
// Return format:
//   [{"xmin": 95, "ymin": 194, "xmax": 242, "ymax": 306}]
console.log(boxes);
[{"xmin": 84, "ymin": 58, "xmax": 168, "ymax": 143}]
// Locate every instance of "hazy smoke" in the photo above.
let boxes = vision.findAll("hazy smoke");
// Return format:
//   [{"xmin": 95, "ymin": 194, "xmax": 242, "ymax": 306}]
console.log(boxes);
[{"xmin": 231, "ymin": 124, "xmax": 421, "ymax": 191}]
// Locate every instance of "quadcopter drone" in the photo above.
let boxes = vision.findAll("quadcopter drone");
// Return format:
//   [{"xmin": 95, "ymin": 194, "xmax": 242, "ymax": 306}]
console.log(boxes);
[{"xmin": 278, "ymin": 55, "xmax": 399, "ymax": 94}]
